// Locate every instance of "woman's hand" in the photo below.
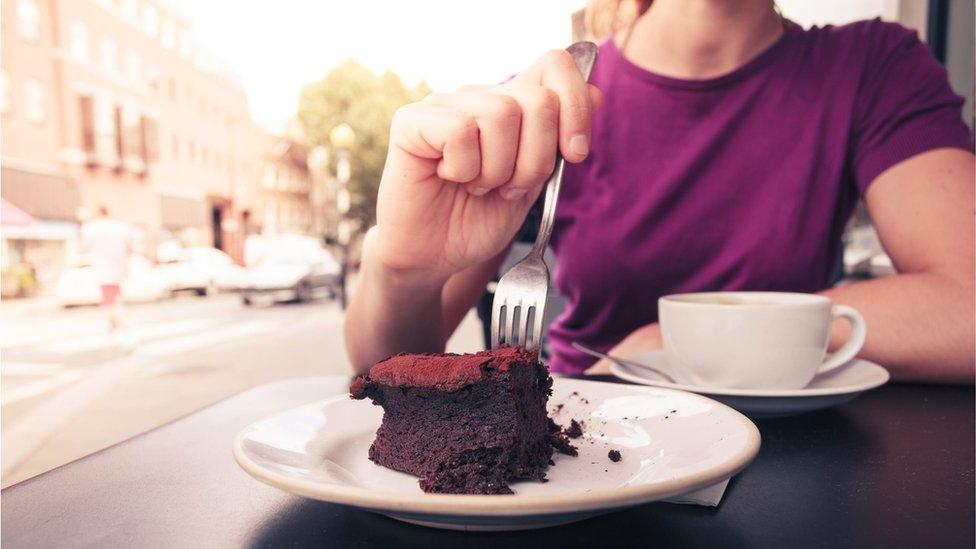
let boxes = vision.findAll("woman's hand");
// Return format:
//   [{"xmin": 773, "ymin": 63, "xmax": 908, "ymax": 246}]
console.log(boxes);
[
  {"xmin": 585, "ymin": 324, "xmax": 663, "ymax": 375},
  {"xmin": 371, "ymin": 50, "xmax": 602, "ymax": 283}
]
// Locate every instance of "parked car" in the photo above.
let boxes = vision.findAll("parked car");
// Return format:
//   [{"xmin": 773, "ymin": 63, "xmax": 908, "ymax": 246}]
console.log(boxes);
[
  {"xmin": 157, "ymin": 247, "xmax": 245, "ymax": 296},
  {"xmin": 238, "ymin": 240, "xmax": 340, "ymax": 305},
  {"xmin": 57, "ymin": 255, "xmax": 170, "ymax": 307}
]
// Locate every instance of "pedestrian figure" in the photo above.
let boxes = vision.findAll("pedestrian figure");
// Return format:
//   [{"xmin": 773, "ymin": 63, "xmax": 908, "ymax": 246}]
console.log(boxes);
[{"xmin": 80, "ymin": 206, "xmax": 132, "ymax": 332}]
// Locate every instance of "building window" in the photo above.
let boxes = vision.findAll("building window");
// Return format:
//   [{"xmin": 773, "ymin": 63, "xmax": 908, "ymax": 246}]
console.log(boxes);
[
  {"xmin": 1, "ymin": 72, "xmax": 11, "ymax": 114},
  {"xmin": 94, "ymin": 96, "xmax": 119, "ymax": 164},
  {"xmin": 145, "ymin": 64, "xmax": 159, "ymax": 91},
  {"xmin": 100, "ymin": 36, "xmax": 118, "ymax": 72},
  {"xmin": 167, "ymin": 78, "xmax": 176, "ymax": 101},
  {"xmin": 141, "ymin": 116, "xmax": 159, "ymax": 163},
  {"xmin": 24, "ymin": 79, "xmax": 45, "ymax": 123},
  {"xmin": 121, "ymin": 0, "xmax": 138, "ymax": 17},
  {"xmin": 141, "ymin": 3, "xmax": 158, "ymax": 38},
  {"xmin": 119, "ymin": 106, "xmax": 142, "ymax": 163},
  {"xmin": 178, "ymin": 29, "xmax": 192, "ymax": 58},
  {"xmin": 188, "ymin": 140, "xmax": 196, "ymax": 162},
  {"xmin": 78, "ymin": 94, "xmax": 96, "ymax": 154},
  {"xmin": 16, "ymin": 0, "xmax": 40, "ymax": 42},
  {"xmin": 161, "ymin": 19, "xmax": 176, "ymax": 50},
  {"xmin": 70, "ymin": 22, "xmax": 90, "ymax": 60},
  {"xmin": 125, "ymin": 50, "xmax": 142, "ymax": 84}
]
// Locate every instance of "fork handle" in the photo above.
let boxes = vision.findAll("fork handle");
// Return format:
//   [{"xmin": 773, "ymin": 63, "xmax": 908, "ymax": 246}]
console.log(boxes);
[
  {"xmin": 531, "ymin": 160, "xmax": 565, "ymax": 257},
  {"xmin": 530, "ymin": 42, "xmax": 598, "ymax": 258}
]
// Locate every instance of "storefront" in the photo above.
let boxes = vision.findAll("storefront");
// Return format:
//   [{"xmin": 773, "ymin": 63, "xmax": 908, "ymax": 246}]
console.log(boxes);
[{"xmin": 0, "ymin": 168, "xmax": 81, "ymax": 297}]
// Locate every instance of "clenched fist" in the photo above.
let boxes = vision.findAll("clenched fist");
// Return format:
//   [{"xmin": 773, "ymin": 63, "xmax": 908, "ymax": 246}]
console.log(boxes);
[{"xmin": 369, "ymin": 49, "xmax": 602, "ymax": 281}]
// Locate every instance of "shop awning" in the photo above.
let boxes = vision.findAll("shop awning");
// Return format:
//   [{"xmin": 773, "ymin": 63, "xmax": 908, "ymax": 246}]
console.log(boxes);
[
  {"xmin": 1, "ymin": 198, "xmax": 35, "ymax": 226},
  {"xmin": 159, "ymin": 194, "xmax": 210, "ymax": 230},
  {"xmin": 0, "ymin": 167, "xmax": 80, "ymax": 221}
]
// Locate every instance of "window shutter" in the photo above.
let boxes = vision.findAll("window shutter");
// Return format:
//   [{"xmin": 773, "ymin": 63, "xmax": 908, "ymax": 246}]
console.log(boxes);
[{"xmin": 79, "ymin": 95, "xmax": 95, "ymax": 156}]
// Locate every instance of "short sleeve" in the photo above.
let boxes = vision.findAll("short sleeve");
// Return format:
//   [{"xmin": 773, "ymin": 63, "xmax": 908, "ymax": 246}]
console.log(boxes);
[{"xmin": 851, "ymin": 20, "xmax": 973, "ymax": 194}]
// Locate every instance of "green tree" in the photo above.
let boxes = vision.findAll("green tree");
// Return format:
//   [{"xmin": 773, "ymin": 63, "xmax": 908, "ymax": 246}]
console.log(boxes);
[{"xmin": 297, "ymin": 60, "xmax": 431, "ymax": 228}]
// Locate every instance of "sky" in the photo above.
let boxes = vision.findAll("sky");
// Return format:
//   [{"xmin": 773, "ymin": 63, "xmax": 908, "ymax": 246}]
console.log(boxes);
[
  {"xmin": 172, "ymin": 0, "xmax": 896, "ymax": 133},
  {"xmin": 172, "ymin": 0, "xmax": 585, "ymax": 132}
]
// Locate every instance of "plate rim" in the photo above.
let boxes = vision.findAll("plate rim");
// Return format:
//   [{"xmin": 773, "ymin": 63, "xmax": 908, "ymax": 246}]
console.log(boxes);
[
  {"xmin": 233, "ymin": 378, "xmax": 761, "ymax": 517},
  {"xmin": 611, "ymin": 350, "xmax": 890, "ymax": 398}
]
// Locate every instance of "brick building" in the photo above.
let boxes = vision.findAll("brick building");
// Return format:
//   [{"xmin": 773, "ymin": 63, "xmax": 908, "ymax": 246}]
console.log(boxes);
[{"xmin": 1, "ymin": 0, "xmax": 304, "ymax": 292}]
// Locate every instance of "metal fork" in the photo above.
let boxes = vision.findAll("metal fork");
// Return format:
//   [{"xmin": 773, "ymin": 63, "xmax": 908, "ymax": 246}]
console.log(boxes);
[{"xmin": 490, "ymin": 41, "xmax": 598, "ymax": 350}]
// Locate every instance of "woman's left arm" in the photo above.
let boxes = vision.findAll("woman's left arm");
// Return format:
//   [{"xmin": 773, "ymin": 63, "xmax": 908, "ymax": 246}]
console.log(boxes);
[
  {"xmin": 821, "ymin": 147, "xmax": 974, "ymax": 383},
  {"xmin": 587, "ymin": 148, "xmax": 974, "ymax": 381}
]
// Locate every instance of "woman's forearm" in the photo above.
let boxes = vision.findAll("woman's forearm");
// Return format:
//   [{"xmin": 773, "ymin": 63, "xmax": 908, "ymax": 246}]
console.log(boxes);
[
  {"xmin": 344, "ymin": 236, "xmax": 450, "ymax": 374},
  {"xmin": 821, "ymin": 271, "xmax": 975, "ymax": 383}
]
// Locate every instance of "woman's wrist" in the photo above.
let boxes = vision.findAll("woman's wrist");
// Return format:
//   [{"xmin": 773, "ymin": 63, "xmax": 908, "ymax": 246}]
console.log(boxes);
[{"xmin": 361, "ymin": 227, "xmax": 453, "ymax": 296}]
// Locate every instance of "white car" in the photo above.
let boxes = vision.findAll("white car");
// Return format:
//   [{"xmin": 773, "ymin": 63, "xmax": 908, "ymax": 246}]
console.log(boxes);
[
  {"xmin": 239, "ymin": 243, "xmax": 341, "ymax": 305},
  {"xmin": 57, "ymin": 255, "xmax": 170, "ymax": 307},
  {"xmin": 157, "ymin": 247, "xmax": 246, "ymax": 296}
]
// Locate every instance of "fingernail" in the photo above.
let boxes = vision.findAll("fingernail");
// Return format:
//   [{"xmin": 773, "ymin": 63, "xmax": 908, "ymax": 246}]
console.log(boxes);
[
  {"xmin": 569, "ymin": 134, "xmax": 589, "ymax": 157},
  {"xmin": 468, "ymin": 186, "xmax": 490, "ymax": 196},
  {"xmin": 501, "ymin": 187, "xmax": 527, "ymax": 200}
]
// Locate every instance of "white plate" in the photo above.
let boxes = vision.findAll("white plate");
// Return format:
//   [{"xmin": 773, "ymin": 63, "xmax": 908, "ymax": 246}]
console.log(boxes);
[
  {"xmin": 611, "ymin": 349, "xmax": 890, "ymax": 418},
  {"xmin": 234, "ymin": 378, "xmax": 760, "ymax": 531}
]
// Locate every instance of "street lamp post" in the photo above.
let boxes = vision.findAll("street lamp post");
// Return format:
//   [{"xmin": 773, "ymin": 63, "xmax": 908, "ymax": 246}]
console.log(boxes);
[
  {"xmin": 307, "ymin": 145, "xmax": 329, "ymax": 238},
  {"xmin": 329, "ymin": 123, "xmax": 355, "ymax": 309}
]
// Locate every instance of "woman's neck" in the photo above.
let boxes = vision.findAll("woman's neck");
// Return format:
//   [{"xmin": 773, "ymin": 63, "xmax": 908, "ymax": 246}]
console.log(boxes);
[{"xmin": 618, "ymin": 0, "xmax": 783, "ymax": 79}]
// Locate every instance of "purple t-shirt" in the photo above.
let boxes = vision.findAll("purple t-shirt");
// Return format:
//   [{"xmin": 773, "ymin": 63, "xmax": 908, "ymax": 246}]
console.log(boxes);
[{"xmin": 547, "ymin": 19, "xmax": 973, "ymax": 374}]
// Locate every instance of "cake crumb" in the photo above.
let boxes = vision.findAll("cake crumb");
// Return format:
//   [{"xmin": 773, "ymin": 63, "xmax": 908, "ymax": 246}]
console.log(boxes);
[
  {"xmin": 547, "ymin": 418, "xmax": 579, "ymax": 456},
  {"xmin": 608, "ymin": 449, "xmax": 622, "ymax": 462},
  {"xmin": 565, "ymin": 419, "xmax": 584, "ymax": 439},
  {"xmin": 553, "ymin": 403, "xmax": 564, "ymax": 413},
  {"xmin": 569, "ymin": 391, "xmax": 590, "ymax": 404}
]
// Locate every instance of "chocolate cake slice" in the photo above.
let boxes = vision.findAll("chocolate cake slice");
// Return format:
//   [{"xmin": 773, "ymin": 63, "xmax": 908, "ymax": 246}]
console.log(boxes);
[{"xmin": 350, "ymin": 347, "xmax": 553, "ymax": 494}]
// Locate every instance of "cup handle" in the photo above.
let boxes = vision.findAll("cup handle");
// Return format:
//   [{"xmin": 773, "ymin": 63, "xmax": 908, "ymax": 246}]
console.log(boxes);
[{"xmin": 817, "ymin": 304, "xmax": 867, "ymax": 374}]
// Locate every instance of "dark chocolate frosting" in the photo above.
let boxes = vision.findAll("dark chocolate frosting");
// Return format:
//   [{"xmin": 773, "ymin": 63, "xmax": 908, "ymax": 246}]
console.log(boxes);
[{"xmin": 359, "ymin": 347, "xmax": 537, "ymax": 392}]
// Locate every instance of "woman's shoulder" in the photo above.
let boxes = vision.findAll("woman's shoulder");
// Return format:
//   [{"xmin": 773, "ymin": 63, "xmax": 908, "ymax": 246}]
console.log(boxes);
[{"xmin": 796, "ymin": 17, "xmax": 924, "ymax": 59}]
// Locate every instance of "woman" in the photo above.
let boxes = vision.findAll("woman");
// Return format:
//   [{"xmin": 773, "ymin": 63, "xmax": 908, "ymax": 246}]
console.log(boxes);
[{"xmin": 346, "ymin": 0, "xmax": 975, "ymax": 383}]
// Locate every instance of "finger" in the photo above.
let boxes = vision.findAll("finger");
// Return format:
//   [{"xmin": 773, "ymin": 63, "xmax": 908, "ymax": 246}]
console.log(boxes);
[
  {"xmin": 514, "ymin": 49, "xmax": 592, "ymax": 163},
  {"xmin": 457, "ymin": 84, "xmax": 493, "ymax": 93},
  {"xmin": 495, "ymin": 84, "xmax": 559, "ymax": 201},
  {"xmin": 584, "ymin": 359, "xmax": 613, "ymax": 375},
  {"xmin": 588, "ymin": 84, "xmax": 603, "ymax": 111},
  {"xmin": 427, "ymin": 92, "xmax": 522, "ymax": 195},
  {"xmin": 390, "ymin": 102, "xmax": 481, "ymax": 184}
]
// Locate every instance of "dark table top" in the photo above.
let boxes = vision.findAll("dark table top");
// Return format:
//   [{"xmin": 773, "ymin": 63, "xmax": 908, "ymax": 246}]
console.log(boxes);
[{"xmin": 2, "ymin": 376, "xmax": 973, "ymax": 549}]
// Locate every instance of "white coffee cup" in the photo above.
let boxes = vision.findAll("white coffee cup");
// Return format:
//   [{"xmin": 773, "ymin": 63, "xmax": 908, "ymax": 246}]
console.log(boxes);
[{"xmin": 658, "ymin": 292, "xmax": 867, "ymax": 390}]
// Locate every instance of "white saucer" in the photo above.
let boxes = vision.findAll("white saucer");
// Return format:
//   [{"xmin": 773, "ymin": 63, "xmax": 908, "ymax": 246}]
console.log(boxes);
[
  {"xmin": 610, "ymin": 349, "xmax": 890, "ymax": 418},
  {"xmin": 234, "ymin": 378, "xmax": 760, "ymax": 531}
]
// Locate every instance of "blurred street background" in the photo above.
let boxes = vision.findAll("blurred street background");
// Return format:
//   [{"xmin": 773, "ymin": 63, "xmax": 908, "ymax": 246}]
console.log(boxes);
[
  {"xmin": 1, "ymin": 0, "xmax": 972, "ymax": 486},
  {"xmin": 0, "ymin": 286, "xmax": 483, "ymax": 486}
]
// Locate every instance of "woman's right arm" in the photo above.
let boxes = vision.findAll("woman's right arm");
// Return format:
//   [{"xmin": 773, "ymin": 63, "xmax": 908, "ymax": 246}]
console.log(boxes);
[{"xmin": 344, "ymin": 50, "xmax": 601, "ymax": 373}]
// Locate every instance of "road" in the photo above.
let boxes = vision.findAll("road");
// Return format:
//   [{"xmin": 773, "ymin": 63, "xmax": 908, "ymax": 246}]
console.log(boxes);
[{"xmin": 1, "ymin": 292, "xmax": 483, "ymax": 487}]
